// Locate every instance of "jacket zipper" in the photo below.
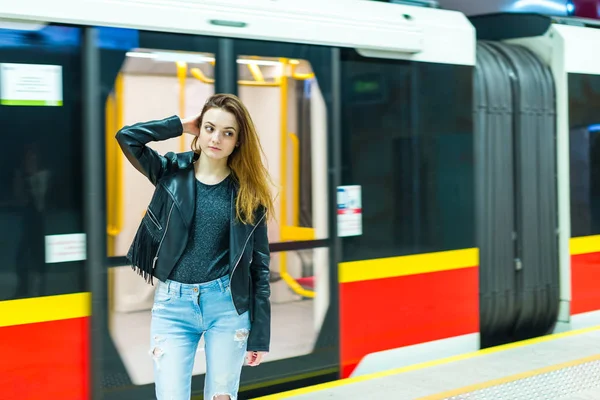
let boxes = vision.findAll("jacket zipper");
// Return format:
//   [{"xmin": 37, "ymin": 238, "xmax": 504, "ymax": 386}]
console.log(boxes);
[
  {"xmin": 152, "ymin": 203, "xmax": 175, "ymax": 271},
  {"xmin": 229, "ymin": 212, "xmax": 266, "ymax": 311},
  {"xmin": 146, "ymin": 208, "xmax": 162, "ymax": 230}
]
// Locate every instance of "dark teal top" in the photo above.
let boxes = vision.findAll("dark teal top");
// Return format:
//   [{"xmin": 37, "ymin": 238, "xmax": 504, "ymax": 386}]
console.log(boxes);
[{"xmin": 168, "ymin": 175, "xmax": 232, "ymax": 283}]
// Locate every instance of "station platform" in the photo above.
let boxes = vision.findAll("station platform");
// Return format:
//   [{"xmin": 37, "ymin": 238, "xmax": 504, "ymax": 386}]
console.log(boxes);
[{"xmin": 255, "ymin": 325, "xmax": 600, "ymax": 399}]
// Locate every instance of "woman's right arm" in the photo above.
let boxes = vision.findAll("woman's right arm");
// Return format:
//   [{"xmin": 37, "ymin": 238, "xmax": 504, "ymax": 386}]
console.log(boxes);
[{"xmin": 115, "ymin": 115, "xmax": 184, "ymax": 185}]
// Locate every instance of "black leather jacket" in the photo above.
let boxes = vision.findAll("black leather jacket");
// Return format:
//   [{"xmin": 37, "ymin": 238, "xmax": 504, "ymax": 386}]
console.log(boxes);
[{"xmin": 115, "ymin": 116, "xmax": 271, "ymax": 352}]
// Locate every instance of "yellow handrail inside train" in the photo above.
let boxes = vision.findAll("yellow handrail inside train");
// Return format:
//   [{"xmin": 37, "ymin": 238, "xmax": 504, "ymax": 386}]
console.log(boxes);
[
  {"xmin": 106, "ymin": 73, "xmax": 124, "ymax": 242},
  {"xmin": 176, "ymin": 61, "xmax": 187, "ymax": 152},
  {"xmin": 190, "ymin": 67, "xmax": 214, "ymax": 84},
  {"xmin": 247, "ymin": 63, "xmax": 265, "ymax": 83},
  {"xmin": 291, "ymin": 63, "xmax": 316, "ymax": 80},
  {"xmin": 115, "ymin": 73, "xmax": 124, "ymax": 237},
  {"xmin": 289, "ymin": 132, "xmax": 300, "ymax": 226},
  {"xmin": 280, "ymin": 59, "xmax": 289, "ymax": 229},
  {"xmin": 281, "ymin": 132, "xmax": 316, "ymax": 242},
  {"xmin": 278, "ymin": 59, "xmax": 315, "ymax": 299},
  {"xmin": 190, "ymin": 66, "xmax": 280, "ymax": 87},
  {"xmin": 105, "ymin": 93, "xmax": 117, "ymax": 242}
]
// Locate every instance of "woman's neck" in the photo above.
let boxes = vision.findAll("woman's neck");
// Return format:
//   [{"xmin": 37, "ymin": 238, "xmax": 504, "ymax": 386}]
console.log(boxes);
[{"xmin": 194, "ymin": 152, "xmax": 230, "ymax": 184}]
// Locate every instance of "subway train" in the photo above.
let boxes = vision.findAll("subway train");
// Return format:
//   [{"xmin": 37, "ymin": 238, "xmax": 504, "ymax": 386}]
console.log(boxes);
[{"xmin": 0, "ymin": 1, "xmax": 599, "ymax": 399}]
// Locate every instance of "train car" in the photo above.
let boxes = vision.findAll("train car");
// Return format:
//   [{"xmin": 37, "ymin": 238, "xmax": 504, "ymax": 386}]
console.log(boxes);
[
  {"xmin": 0, "ymin": 1, "xmax": 477, "ymax": 399},
  {"xmin": 0, "ymin": 1, "xmax": 599, "ymax": 400},
  {"xmin": 468, "ymin": 12, "xmax": 600, "ymax": 333}
]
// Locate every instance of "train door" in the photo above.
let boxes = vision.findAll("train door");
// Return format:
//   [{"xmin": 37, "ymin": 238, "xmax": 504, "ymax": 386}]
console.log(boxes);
[
  {"xmin": 229, "ymin": 39, "xmax": 338, "ymax": 397},
  {"xmin": 101, "ymin": 29, "xmax": 221, "ymax": 399},
  {"xmin": 0, "ymin": 22, "xmax": 90, "ymax": 399},
  {"xmin": 101, "ymin": 31, "xmax": 339, "ymax": 399}
]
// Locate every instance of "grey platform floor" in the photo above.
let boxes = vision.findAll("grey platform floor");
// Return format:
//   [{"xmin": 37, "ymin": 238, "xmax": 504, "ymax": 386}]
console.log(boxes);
[{"xmin": 255, "ymin": 326, "xmax": 600, "ymax": 400}]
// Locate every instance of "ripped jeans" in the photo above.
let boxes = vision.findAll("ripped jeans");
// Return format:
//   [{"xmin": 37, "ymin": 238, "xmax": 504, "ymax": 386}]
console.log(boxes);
[{"xmin": 150, "ymin": 274, "xmax": 251, "ymax": 400}]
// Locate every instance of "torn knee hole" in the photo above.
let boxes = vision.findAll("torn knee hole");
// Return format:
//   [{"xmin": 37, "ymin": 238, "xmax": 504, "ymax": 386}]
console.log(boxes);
[
  {"xmin": 234, "ymin": 329, "xmax": 249, "ymax": 348},
  {"xmin": 212, "ymin": 395, "xmax": 232, "ymax": 400},
  {"xmin": 151, "ymin": 347, "xmax": 164, "ymax": 358},
  {"xmin": 234, "ymin": 329, "xmax": 249, "ymax": 341}
]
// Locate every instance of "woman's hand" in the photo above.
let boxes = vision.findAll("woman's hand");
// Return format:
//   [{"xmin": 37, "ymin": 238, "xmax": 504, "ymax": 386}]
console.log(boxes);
[
  {"xmin": 180, "ymin": 114, "xmax": 201, "ymax": 136},
  {"xmin": 246, "ymin": 351, "xmax": 267, "ymax": 367}
]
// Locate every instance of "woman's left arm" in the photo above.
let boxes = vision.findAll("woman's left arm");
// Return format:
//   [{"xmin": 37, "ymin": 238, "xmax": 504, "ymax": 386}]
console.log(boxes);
[{"xmin": 246, "ymin": 210, "xmax": 271, "ymax": 355}]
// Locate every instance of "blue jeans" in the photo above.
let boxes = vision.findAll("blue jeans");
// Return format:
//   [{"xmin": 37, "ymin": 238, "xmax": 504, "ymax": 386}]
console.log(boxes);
[{"xmin": 150, "ymin": 275, "xmax": 251, "ymax": 400}]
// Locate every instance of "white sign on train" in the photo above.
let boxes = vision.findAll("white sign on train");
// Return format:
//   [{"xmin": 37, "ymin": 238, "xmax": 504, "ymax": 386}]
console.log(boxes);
[
  {"xmin": 45, "ymin": 233, "xmax": 86, "ymax": 264},
  {"xmin": 337, "ymin": 185, "xmax": 362, "ymax": 237},
  {"xmin": 0, "ymin": 63, "xmax": 63, "ymax": 106}
]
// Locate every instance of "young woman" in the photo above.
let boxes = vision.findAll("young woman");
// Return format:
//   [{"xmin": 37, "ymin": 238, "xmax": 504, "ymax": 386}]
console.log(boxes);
[{"xmin": 116, "ymin": 93, "xmax": 274, "ymax": 400}]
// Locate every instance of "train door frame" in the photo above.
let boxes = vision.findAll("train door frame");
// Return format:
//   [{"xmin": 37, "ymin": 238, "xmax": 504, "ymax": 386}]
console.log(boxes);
[
  {"xmin": 83, "ymin": 27, "xmax": 103, "ymax": 399},
  {"xmin": 92, "ymin": 28, "xmax": 229, "ymax": 400},
  {"xmin": 89, "ymin": 29, "xmax": 343, "ymax": 399}
]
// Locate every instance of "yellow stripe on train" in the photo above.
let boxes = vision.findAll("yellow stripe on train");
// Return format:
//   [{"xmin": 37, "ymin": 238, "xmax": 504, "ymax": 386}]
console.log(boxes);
[
  {"xmin": 339, "ymin": 248, "xmax": 479, "ymax": 284},
  {"xmin": 570, "ymin": 235, "xmax": 600, "ymax": 256},
  {"xmin": 0, "ymin": 292, "xmax": 90, "ymax": 328}
]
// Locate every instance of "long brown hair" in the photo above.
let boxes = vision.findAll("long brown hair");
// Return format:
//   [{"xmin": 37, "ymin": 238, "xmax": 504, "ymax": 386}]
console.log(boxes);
[{"xmin": 191, "ymin": 93, "xmax": 275, "ymax": 225}]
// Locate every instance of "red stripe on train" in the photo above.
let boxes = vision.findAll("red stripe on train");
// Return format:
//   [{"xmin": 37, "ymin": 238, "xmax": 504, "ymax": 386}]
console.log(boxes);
[
  {"xmin": 0, "ymin": 317, "xmax": 89, "ymax": 400},
  {"xmin": 339, "ymin": 266, "xmax": 479, "ymax": 378},
  {"xmin": 571, "ymin": 251, "xmax": 600, "ymax": 315}
]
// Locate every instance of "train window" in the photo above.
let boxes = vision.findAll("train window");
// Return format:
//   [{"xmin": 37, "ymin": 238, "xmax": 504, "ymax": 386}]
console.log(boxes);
[
  {"xmin": 568, "ymin": 73, "xmax": 600, "ymax": 237},
  {"xmin": 0, "ymin": 24, "xmax": 85, "ymax": 301},
  {"xmin": 237, "ymin": 56, "xmax": 327, "ymax": 242},
  {"xmin": 340, "ymin": 51, "xmax": 475, "ymax": 262},
  {"xmin": 236, "ymin": 56, "xmax": 330, "ymax": 360}
]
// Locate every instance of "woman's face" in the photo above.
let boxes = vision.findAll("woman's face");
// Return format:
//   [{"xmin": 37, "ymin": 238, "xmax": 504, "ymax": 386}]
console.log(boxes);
[{"xmin": 198, "ymin": 107, "xmax": 239, "ymax": 161}]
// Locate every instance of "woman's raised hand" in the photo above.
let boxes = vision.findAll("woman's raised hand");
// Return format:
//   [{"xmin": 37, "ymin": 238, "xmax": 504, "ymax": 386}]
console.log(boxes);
[{"xmin": 180, "ymin": 114, "xmax": 202, "ymax": 136}]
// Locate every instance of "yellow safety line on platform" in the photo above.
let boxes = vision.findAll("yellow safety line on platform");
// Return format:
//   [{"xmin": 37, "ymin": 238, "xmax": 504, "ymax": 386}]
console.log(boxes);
[
  {"xmin": 0, "ymin": 292, "xmax": 91, "ymax": 328},
  {"xmin": 253, "ymin": 324, "xmax": 600, "ymax": 399},
  {"xmin": 418, "ymin": 353, "xmax": 600, "ymax": 399}
]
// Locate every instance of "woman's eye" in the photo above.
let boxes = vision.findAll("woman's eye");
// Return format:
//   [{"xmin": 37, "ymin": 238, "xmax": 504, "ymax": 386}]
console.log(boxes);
[{"xmin": 205, "ymin": 126, "xmax": 213, "ymax": 132}]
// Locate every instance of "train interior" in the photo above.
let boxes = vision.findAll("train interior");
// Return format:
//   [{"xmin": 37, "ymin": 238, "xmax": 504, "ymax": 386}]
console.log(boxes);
[{"xmin": 106, "ymin": 49, "xmax": 330, "ymax": 384}]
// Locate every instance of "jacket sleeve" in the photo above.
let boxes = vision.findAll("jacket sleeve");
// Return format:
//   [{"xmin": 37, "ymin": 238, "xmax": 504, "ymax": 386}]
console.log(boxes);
[
  {"xmin": 247, "ymin": 211, "xmax": 272, "ymax": 352},
  {"xmin": 115, "ymin": 115, "xmax": 183, "ymax": 185}
]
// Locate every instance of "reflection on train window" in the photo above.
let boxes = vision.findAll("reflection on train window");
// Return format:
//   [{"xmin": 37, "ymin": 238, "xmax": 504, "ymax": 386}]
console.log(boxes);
[
  {"xmin": 0, "ymin": 24, "xmax": 85, "ymax": 301},
  {"xmin": 340, "ymin": 51, "xmax": 475, "ymax": 262},
  {"xmin": 568, "ymin": 73, "xmax": 600, "ymax": 237}
]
